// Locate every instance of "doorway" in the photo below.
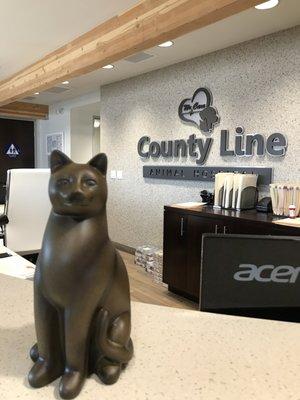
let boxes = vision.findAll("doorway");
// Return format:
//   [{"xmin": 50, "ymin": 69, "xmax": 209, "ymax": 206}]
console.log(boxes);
[
  {"xmin": 0, "ymin": 118, "xmax": 35, "ymax": 203},
  {"xmin": 70, "ymin": 102, "xmax": 101, "ymax": 163}
]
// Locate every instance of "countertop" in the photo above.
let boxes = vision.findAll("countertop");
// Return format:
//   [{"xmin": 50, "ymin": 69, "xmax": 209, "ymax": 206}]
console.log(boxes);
[
  {"xmin": 0, "ymin": 274, "xmax": 299, "ymax": 400},
  {"xmin": 166, "ymin": 204, "xmax": 300, "ymax": 229},
  {"xmin": 0, "ymin": 245, "xmax": 35, "ymax": 279}
]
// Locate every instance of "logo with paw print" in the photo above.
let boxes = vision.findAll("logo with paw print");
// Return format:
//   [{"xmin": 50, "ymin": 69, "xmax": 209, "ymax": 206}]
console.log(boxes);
[{"xmin": 178, "ymin": 87, "xmax": 219, "ymax": 133}]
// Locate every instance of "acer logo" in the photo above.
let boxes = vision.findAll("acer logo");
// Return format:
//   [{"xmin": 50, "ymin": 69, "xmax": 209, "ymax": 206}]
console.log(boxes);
[{"xmin": 233, "ymin": 264, "xmax": 300, "ymax": 284}]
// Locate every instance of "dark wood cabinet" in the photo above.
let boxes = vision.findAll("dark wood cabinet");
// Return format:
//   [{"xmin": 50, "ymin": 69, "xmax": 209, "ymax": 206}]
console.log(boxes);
[
  {"xmin": 186, "ymin": 216, "xmax": 217, "ymax": 298},
  {"xmin": 163, "ymin": 205, "xmax": 300, "ymax": 302},
  {"xmin": 163, "ymin": 211, "xmax": 188, "ymax": 292}
]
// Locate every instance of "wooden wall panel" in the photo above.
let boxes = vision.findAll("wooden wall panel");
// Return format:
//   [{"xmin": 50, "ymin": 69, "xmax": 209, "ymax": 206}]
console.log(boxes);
[{"xmin": 0, "ymin": 102, "xmax": 48, "ymax": 119}]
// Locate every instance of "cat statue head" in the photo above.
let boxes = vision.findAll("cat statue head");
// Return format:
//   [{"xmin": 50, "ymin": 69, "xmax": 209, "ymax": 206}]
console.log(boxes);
[{"xmin": 49, "ymin": 150, "xmax": 108, "ymax": 218}]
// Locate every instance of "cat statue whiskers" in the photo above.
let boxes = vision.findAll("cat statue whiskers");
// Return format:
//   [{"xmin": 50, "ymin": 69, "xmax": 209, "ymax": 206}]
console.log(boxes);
[{"xmin": 28, "ymin": 150, "xmax": 133, "ymax": 399}]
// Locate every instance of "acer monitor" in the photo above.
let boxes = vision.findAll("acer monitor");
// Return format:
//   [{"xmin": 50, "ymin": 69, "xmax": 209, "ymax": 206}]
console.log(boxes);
[{"xmin": 200, "ymin": 234, "xmax": 300, "ymax": 322}]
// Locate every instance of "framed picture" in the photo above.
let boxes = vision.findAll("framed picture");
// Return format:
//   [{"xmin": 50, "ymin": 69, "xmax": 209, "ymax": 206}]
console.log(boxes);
[
  {"xmin": 46, "ymin": 132, "xmax": 65, "ymax": 167},
  {"xmin": 46, "ymin": 132, "xmax": 64, "ymax": 155}
]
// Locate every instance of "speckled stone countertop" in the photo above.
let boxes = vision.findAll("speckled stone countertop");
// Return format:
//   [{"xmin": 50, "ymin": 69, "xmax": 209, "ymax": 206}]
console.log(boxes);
[{"xmin": 0, "ymin": 274, "xmax": 299, "ymax": 400}]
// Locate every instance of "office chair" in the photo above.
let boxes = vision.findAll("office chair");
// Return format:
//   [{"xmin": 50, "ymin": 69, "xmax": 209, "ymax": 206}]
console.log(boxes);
[
  {"xmin": 0, "ymin": 169, "xmax": 51, "ymax": 255},
  {"xmin": 0, "ymin": 182, "xmax": 6, "ymax": 204}
]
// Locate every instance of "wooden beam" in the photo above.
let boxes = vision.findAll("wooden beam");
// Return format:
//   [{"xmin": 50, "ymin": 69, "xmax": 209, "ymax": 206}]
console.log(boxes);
[
  {"xmin": 0, "ymin": 0, "xmax": 262, "ymax": 106},
  {"xmin": 0, "ymin": 102, "xmax": 49, "ymax": 119}
]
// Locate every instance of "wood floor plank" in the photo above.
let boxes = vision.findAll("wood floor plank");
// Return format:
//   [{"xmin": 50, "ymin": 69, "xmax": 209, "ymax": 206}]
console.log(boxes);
[{"xmin": 120, "ymin": 251, "xmax": 198, "ymax": 311}]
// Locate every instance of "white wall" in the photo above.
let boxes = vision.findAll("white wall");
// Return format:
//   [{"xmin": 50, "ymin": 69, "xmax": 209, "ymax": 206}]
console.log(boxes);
[
  {"xmin": 35, "ymin": 91, "xmax": 100, "ymax": 167},
  {"xmin": 100, "ymin": 27, "xmax": 300, "ymax": 249}
]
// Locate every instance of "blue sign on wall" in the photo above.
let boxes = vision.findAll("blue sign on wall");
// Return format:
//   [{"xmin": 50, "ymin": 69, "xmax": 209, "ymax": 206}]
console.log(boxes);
[{"xmin": 5, "ymin": 143, "xmax": 21, "ymax": 158}]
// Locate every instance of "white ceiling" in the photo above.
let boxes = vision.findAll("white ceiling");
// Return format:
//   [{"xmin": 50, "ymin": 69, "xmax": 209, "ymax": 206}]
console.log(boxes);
[
  {"xmin": 1, "ymin": 0, "xmax": 299, "ymax": 105},
  {"xmin": 0, "ymin": 0, "xmax": 138, "ymax": 79}
]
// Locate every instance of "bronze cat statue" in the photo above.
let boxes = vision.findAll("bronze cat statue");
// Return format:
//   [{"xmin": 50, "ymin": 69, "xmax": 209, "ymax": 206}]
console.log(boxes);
[{"xmin": 28, "ymin": 150, "xmax": 133, "ymax": 399}]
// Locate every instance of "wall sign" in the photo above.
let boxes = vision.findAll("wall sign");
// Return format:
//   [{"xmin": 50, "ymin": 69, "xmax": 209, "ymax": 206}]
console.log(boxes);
[
  {"xmin": 137, "ymin": 86, "xmax": 288, "ymax": 166},
  {"xmin": 143, "ymin": 166, "xmax": 272, "ymax": 185},
  {"xmin": 5, "ymin": 143, "xmax": 20, "ymax": 158},
  {"xmin": 178, "ymin": 87, "xmax": 219, "ymax": 133}
]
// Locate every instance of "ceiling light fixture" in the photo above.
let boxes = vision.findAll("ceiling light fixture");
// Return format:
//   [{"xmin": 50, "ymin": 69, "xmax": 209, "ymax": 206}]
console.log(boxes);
[
  {"xmin": 34, "ymin": 92, "xmax": 39, "ymax": 95},
  {"xmin": 158, "ymin": 40, "xmax": 174, "ymax": 48},
  {"xmin": 255, "ymin": 0, "xmax": 279, "ymax": 10},
  {"xmin": 102, "ymin": 64, "xmax": 114, "ymax": 69},
  {"xmin": 62, "ymin": 80, "xmax": 69, "ymax": 85}
]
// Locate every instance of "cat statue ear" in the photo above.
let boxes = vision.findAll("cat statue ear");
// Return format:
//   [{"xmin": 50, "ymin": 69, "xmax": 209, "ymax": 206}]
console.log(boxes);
[
  {"xmin": 88, "ymin": 153, "xmax": 107, "ymax": 176},
  {"xmin": 50, "ymin": 150, "xmax": 72, "ymax": 173}
]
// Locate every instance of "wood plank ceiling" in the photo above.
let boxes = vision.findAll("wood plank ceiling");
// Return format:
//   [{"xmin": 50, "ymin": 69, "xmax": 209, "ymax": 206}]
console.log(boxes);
[{"xmin": 0, "ymin": 0, "xmax": 262, "ymax": 109}]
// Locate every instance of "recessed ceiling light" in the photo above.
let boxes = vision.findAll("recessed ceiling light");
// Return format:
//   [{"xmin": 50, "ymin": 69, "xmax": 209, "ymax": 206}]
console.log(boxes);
[
  {"xmin": 34, "ymin": 92, "xmax": 39, "ymax": 95},
  {"xmin": 102, "ymin": 64, "xmax": 114, "ymax": 69},
  {"xmin": 255, "ymin": 0, "xmax": 279, "ymax": 10},
  {"xmin": 62, "ymin": 80, "xmax": 69, "ymax": 85},
  {"xmin": 158, "ymin": 40, "xmax": 174, "ymax": 48}
]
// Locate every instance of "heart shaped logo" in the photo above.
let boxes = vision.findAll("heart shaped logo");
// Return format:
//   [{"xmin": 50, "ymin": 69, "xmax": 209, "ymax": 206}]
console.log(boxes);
[{"xmin": 178, "ymin": 87, "xmax": 220, "ymax": 133}]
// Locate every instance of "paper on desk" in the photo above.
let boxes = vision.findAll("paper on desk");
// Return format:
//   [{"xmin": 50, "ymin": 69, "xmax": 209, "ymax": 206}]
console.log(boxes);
[
  {"xmin": 172, "ymin": 202, "xmax": 207, "ymax": 208},
  {"xmin": 0, "ymin": 255, "xmax": 35, "ymax": 279},
  {"xmin": 273, "ymin": 217, "xmax": 300, "ymax": 227}
]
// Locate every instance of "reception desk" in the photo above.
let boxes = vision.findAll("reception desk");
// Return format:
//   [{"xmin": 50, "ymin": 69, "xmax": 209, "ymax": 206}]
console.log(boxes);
[
  {"xmin": 0, "ymin": 273, "xmax": 299, "ymax": 399},
  {"xmin": 163, "ymin": 205, "xmax": 300, "ymax": 302}
]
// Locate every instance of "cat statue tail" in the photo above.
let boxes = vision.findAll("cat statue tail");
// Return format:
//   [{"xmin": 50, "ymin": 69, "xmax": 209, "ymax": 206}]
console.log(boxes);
[{"xmin": 96, "ymin": 309, "xmax": 133, "ymax": 364}]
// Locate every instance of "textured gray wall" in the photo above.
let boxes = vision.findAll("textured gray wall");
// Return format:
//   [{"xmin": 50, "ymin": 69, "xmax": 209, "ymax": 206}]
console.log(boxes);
[{"xmin": 101, "ymin": 27, "xmax": 300, "ymax": 249}]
